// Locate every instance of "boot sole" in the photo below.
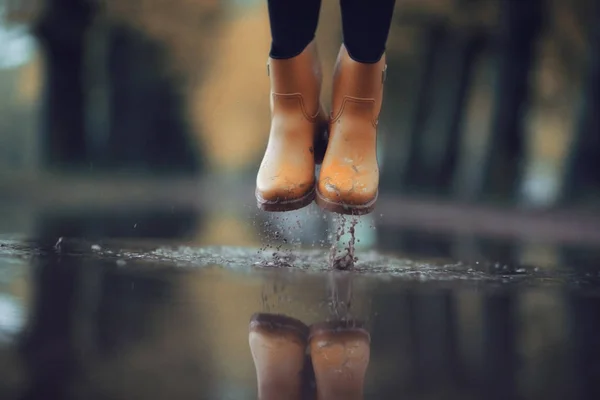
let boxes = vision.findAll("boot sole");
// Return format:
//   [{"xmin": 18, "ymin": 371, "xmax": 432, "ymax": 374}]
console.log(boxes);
[
  {"xmin": 308, "ymin": 320, "xmax": 370, "ymax": 342},
  {"xmin": 249, "ymin": 312, "xmax": 309, "ymax": 339},
  {"xmin": 315, "ymin": 188, "xmax": 377, "ymax": 216},
  {"xmin": 256, "ymin": 186, "xmax": 315, "ymax": 212}
]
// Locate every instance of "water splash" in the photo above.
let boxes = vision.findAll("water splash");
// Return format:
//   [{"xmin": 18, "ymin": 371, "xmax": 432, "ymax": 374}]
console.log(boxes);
[
  {"xmin": 329, "ymin": 215, "xmax": 359, "ymax": 270},
  {"xmin": 2, "ymin": 237, "xmax": 599, "ymax": 288}
]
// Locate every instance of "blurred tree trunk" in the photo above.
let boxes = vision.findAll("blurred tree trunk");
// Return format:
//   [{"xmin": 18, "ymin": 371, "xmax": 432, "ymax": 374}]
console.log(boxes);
[
  {"xmin": 105, "ymin": 24, "xmax": 200, "ymax": 174},
  {"xmin": 559, "ymin": 4, "xmax": 600, "ymax": 205},
  {"xmin": 33, "ymin": 0, "xmax": 96, "ymax": 170},
  {"xmin": 378, "ymin": 27, "xmax": 424, "ymax": 194},
  {"xmin": 34, "ymin": 0, "xmax": 203, "ymax": 174},
  {"xmin": 401, "ymin": 25, "xmax": 483, "ymax": 196},
  {"xmin": 476, "ymin": 0, "xmax": 543, "ymax": 203},
  {"xmin": 399, "ymin": 24, "xmax": 440, "ymax": 192}
]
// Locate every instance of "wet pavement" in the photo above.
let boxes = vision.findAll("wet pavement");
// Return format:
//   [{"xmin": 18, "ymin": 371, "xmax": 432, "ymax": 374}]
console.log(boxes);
[{"xmin": 1, "ymin": 216, "xmax": 600, "ymax": 399}]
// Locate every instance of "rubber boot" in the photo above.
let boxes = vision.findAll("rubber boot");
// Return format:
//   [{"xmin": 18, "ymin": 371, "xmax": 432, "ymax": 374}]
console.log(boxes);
[
  {"xmin": 316, "ymin": 45, "xmax": 386, "ymax": 215},
  {"xmin": 249, "ymin": 313, "xmax": 309, "ymax": 400},
  {"xmin": 309, "ymin": 321, "xmax": 371, "ymax": 400},
  {"xmin": 256, "ymin": 41, "xmax": 328, "ymax": 212}
]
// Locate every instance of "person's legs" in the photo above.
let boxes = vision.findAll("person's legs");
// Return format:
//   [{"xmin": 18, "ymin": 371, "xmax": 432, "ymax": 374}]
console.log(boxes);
[
  {"xmin": 340, "ymin": 0, "xmax": 396, "ymax": 63},
  {"xmin": 256, "ymin": 1, "xmax": 328, "ymax": 212},
  {"xmin": 267, "ymin": 0, "xmax": 322, "ymax": 59},
  {"xmin": 316, "ymin": 1, "xmax": 395, "ymax": 215}
]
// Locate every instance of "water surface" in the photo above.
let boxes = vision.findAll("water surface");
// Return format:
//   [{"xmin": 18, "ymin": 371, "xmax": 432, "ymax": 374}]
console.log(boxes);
[{"xmin": 1, "ymin": 235, "xmax": 599, "ymax": 399}]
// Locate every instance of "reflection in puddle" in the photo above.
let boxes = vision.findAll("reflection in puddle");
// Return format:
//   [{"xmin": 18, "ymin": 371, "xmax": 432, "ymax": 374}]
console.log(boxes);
[
  {"xmin": 0, "ymin": 294, "xmax": 25, "ymax": 341},
  {"xmin": 0, "ymin": 237, "xmax": 599, "ymax": 399},
  {"xmin": 249, "ymin": 313, "xmax": 370, "ymax": 400}
]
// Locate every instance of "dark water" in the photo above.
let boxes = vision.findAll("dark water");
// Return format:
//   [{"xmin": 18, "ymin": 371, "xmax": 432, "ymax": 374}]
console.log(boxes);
[{"xmin": 1, "ymin": 233, "xmax": 600, "ymax": 400}]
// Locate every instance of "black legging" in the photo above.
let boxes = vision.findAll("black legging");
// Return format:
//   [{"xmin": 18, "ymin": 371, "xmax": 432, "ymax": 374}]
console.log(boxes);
[{"xmin": 267, "ymin": 0, "xmax": 396, "ymax": 63}]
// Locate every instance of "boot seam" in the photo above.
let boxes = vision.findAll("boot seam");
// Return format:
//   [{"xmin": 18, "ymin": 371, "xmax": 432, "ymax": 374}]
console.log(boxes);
[
  {"xmin": 272, "ymin": 92, "xmax": 319, "ymax": 122},
  {"xmin": 330, "ymin": 96, "xmax": 379, "ymax": 128}
]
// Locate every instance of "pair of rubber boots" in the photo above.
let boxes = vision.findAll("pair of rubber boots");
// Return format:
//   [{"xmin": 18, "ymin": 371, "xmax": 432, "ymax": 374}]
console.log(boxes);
[
  {"xmin": 256, "ymin": 42, "xmax": 386, "ymax": 215},
  {"xmin": 249, "ymin": 313, "xmax": 370, "ymax": 400}
]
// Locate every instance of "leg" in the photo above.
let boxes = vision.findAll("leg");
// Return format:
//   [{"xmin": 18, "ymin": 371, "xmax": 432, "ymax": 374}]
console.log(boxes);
[
  {"xmin": 256, "ymin": 0, "xmax": 328, "ymax": 212},
  {"xmin": 340, "ymin": 0, "xmax": 396, "ymax": 63},
  {"xmin": 267, "ymin": 0, "xmax": 321, "ymax": 59},
  {"xmin": 316, "ymin": 0, "xmax": 395, "ymax": 215}
]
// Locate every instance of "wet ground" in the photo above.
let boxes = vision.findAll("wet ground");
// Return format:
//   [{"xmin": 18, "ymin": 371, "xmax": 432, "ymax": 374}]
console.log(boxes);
[{"xmin": 0, "ymin": 191, "xmax": 600, "ymax": 399}]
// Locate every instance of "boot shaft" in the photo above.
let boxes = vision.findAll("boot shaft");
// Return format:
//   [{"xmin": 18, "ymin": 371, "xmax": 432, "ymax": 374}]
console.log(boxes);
[
  {"xmin": 268, "ymin": 41, "xmax": 323, "ymax": 118},
  {"xmin": 331, "ymin": 45, "xmax": 386, "ymax": 123}
]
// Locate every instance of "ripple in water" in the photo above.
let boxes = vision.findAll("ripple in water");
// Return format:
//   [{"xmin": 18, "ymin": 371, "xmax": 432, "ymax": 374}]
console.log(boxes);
[
  {"xmin": 1, "ymin": 237, "xmax": 599, "ymax": 287},
  {"xmin": 139, "ymin": 246, "xmax": 519, "ymax": 282}
]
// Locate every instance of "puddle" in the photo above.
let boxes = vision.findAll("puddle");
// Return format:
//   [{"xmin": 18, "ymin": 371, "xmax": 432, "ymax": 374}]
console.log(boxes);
[{"xmin": 0, "ymin": 236, "xmax": 599, "ymax": 399}]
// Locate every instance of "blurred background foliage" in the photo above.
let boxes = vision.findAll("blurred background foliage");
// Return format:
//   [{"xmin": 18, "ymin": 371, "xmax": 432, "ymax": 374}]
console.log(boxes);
[{"xmin": 0, "ymin": 0, "xmax": 598, "ymax": 251}]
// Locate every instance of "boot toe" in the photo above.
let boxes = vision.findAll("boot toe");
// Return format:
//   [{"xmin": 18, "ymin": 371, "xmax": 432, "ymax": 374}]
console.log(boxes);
[
  {"xmin": 256, "ymin": 176, "xmax": 315, "ymax": 203},
  {"xmin": 317, "ymin": 174, "xmax": 376, "ymax": 206}
]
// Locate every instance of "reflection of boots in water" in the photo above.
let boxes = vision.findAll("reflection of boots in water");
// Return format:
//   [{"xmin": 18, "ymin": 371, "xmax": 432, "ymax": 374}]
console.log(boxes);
[
  {"xmin": 249, "ymin": 313, "xmax": 309, "ymax": 400},
  {"xmin": 309, "ymin": 321, "xmax": 370, "ymax": 400}
]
